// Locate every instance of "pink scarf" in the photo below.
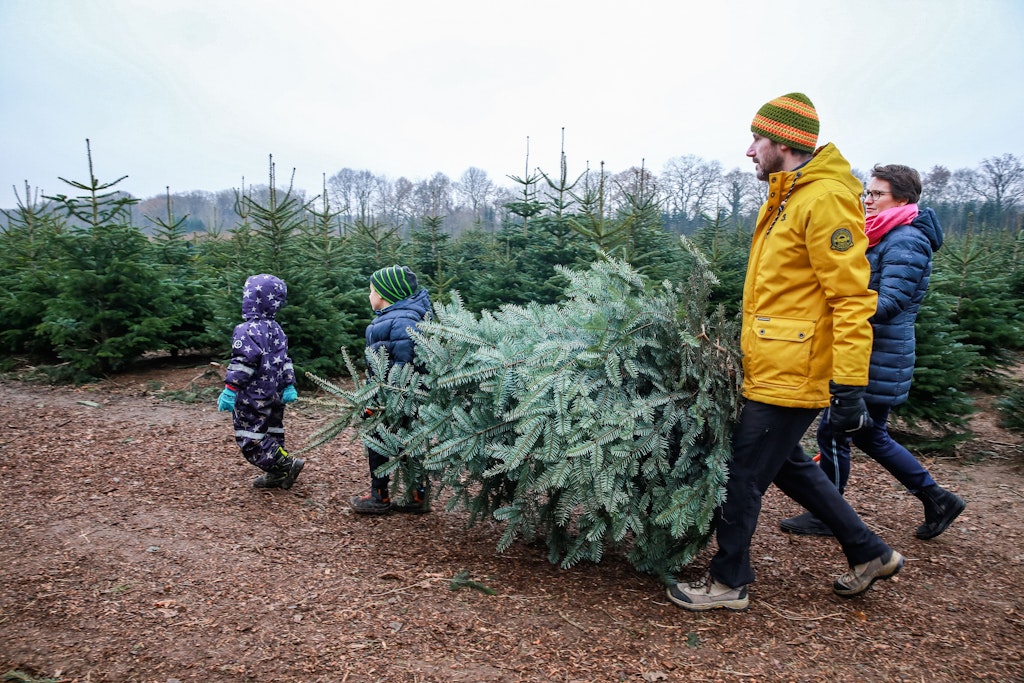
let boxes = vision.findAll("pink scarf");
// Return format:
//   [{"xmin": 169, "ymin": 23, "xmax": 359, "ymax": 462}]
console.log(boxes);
[{"xmin": 864, "ymin": 204, "xmax": 919, "ymax": 247}]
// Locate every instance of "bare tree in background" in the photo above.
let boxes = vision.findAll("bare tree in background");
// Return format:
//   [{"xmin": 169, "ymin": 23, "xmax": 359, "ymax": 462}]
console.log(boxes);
[
  {"xmin": 327, "ymin": 168, "xmax": 381, "ymax": 224},
  {"xmin": 608, "ymin": 165, "xmax": 659, "ymax": 213},
  {"xmin": 924, "ymin": 165, "xmax": 980, "ymax": 233},
  {"xmin": 351, "ymin": 169, "xmax": 380, "ymax": 224},
  {"xmin": 923, "ymin": 165, "xmax": 953, "ymax": 204},
  {"xmin": 948, "ymin": 168, "xmax": 980, "ymax": 206},
  {"xmin": 455, "ymin": 167, "xmax": 495, "ymax": 220},
  {"xmin": 326, "ymin": 168, "xmax": 355, "ymax": 222},
  {"xmin": 489, "ymin": 185, "xmax": 515, "ymax": 229},
  {"xmin": 718, "ymin": 168, "xmax": 760, "ymax": 229},
  {"xmin": 661, "ymin": 155, "xmax": 723, "ymax": 226},
  {"xmin": 391, "ymin": 177, "xmax": 417, "ymax": 229},
  {"xmin": 973, "ymin": 154, "xmax": 1024, "ymax": 218},
  {"xmin": 414, "ymin": 172, "xmax": 453, "ymax": 218}
]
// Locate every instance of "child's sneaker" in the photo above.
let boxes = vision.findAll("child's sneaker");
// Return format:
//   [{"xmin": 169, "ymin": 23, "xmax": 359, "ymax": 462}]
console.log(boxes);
[
  {"xmin": 392, "ymin": 486, "xmax": 430, "ymax": 514},
  {"xmin": 350, "ymin": 487, "xmax": 391, "ymax": 515},
  {"xmin": 253, "ymin": 454, "xmax": 304, "ymax": 489}
]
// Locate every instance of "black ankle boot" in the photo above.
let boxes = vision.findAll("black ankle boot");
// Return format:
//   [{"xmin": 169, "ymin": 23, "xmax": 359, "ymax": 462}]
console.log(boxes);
[
  {"xmin": 253, "ymin": 452, "xmax": 305, "ymax": 490},
  {"xmin": 392, "ymin": 485, "xmax": 430, "ymax": 514},
  {"xmin": 350, "ymin": 486, "xmax": 392, "ymax": 515},
  {"xmin": 779, "ymin": 510, "xmax": 834, "ymax": 536},
  {"xmin": 913, "ymin": 484, "xmax": 965, "ymax": 540}
]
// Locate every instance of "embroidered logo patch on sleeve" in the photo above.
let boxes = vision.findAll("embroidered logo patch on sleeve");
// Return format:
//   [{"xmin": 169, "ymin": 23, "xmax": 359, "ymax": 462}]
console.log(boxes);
[{"xmin": 830, "ymin": 228, "xmax": 854, "ymax": 252}]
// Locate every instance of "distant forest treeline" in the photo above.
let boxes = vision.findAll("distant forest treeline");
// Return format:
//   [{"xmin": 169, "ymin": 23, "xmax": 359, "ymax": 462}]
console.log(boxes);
[
  {"xmin": 8, "ymin": 150, "xmax": 1022, "ymax": 239},
  {"xmin": 2, "ymin": 145, "xmax": 1024, "ymax": 449},
  {"xmin": 130, "ymin": 150, "xmax": 1024, "ymax": 237}
]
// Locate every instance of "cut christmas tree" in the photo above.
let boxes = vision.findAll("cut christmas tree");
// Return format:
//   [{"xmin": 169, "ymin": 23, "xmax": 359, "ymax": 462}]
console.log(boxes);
[{"xmin": 307, "ymin": 241, "xmax": 742, "ymax": 580}]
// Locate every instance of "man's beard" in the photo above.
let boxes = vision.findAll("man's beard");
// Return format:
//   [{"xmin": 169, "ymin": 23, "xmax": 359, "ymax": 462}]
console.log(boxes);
[{"xmin": 755, "ymin": 147, "xmax": 783, "ymax": 181}]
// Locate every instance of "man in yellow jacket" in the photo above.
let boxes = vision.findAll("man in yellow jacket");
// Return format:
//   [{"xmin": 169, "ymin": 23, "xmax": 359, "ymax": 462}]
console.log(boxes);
[{"xmin": 667, "ymin": 93, "xmax": 905, "ymax": 611}]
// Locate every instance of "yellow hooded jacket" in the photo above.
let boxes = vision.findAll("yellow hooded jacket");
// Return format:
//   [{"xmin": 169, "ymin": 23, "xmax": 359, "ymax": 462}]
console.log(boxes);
[{"xmin": 741, "ymin": 142, "xmax": 877, "ymax": 408}]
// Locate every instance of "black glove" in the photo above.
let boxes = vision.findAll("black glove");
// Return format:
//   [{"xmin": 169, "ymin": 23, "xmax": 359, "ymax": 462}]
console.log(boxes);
[{"xmin": 828, "ymin": 382, "xmax": 873, "ymax": 433}]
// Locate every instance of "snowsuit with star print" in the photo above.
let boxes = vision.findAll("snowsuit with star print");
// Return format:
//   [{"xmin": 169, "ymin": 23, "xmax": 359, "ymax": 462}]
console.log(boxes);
[{"xmin": 225, "ymin": 274, "xmax": 296, "ymax": 472}]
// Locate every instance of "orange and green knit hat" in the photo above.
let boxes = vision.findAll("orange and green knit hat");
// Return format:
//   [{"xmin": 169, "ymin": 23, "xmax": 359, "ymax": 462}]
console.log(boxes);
[
  {"xmin": 750, "ymin": 92, "xmax": 819, "ymax": 153},
  {"xmin": 370, "ymin": 265, "xmax": 418, "ymax": 305}
]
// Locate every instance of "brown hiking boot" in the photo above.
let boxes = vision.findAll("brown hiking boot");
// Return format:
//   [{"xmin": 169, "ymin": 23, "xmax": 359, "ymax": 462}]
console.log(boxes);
[
  {"xmin": 666, "ymin": 573, "xmax": 749, "ymax": 612},
  {"xmin": 833, "ymin": 550, "xmax": 904, "ymax": 597}
]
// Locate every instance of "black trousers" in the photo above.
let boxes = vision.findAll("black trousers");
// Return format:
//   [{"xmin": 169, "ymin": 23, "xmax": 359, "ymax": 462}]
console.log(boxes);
[
  {"xmin": 365, "ymin": 414, "xmax": 414, "ymax": 492},
  {"xmin": 709, "ymin": 400, "xmax": 891, "ymax": 589},
  {"xmin": 367, "ymin": 446, "xmax": 390, "ymax": 491}
]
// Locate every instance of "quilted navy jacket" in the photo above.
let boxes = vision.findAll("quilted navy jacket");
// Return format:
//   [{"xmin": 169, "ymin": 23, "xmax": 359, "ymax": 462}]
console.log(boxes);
[
  {"xmin": 865, "ymin": 207, "xmax": 943, "ymax": 406},
  {"xmin": 365, "ymin": 287, "xmax": 432, "ymax": 372}
]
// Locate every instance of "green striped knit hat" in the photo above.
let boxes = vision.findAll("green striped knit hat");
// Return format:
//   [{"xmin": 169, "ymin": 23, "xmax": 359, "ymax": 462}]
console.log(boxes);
[
  {"xmin": 370, "ymin": 265, "xmax": 418, "ymax": 304},
  {"xmin": 750, "ymin": 92, "xmax": 819, "ymax": 153}
]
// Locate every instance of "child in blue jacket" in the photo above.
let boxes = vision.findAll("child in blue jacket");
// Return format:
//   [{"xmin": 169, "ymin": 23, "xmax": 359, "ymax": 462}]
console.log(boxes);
[
  {"xmin": 218, "ymin": 273, "xmax": 303, "ymax": 489},
  {"xmin": 350, "ymin": 265, "xmax": 432, "ymax": 514}
]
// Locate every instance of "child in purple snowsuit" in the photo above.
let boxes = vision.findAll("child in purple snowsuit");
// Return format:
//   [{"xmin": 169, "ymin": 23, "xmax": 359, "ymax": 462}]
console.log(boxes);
[{"xmin": 217, "ymin": 273, "xmax": 303, "ymax": 489}]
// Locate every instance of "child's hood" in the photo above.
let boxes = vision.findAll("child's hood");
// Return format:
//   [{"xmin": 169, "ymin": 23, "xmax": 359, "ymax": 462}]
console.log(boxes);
[{"xmin": 241, "ymin": 273, "xmax": 287, "ymax": 321}]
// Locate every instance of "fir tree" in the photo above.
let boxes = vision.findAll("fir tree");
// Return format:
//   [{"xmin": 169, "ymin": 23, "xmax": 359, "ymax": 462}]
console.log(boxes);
[
  {"xmin": 534, "ymin": 129, "xmax": 584, "ymax": 250},
  {"xmin": 345, "ymin": 218, "xmax": 405, "ymax": 269},
  {"xmin": 237, "ymin": 158, "xmax": 355, "ymax": 379},
  {"xmin": 224, "ymin": 181, "xmax": 261, "ymax": 276},
  {"xmin": 892, "ymin": 288, "xmax": 982, "ymax": 448},
  {"xmin": 689, "ymin": 214, "xmax": 750, "ymax": 316},
  {"xmin": 241, "ymin": 158, "xmax": 309, "ymax": 275},
  {"xmin": 298, "ymin": 177, "xmax": 367, "ymax": 367},
  {"xmin": 503, "ymin": 139, "xmax": 545, "ymax": 238},
  {"xmin": 146, "ymin": 189, "xmax": 220, "ymax": 354},
  {"xmin": 306, "ymin": 245, "xmax": 742, "ymax": 579},
  {"xmin": 409, "ymin": 214, "xmax": 456, "ymax": 304},
  {"xmin": 608, "ymin": 165, "xmax": 690, "ymax": 284},
  {"xmin": 0, "ymin": 184, "xmax": 66, "ymax": 362},
  {"xmin": 39, "ymin": 140, "xmax": 175, "ymax": 379},
  {"xmin": 568, "ymin": 163, "xmax": 629, "ymax": 255},
  {"xmin": 932, "ymin": 226, "xmax": 1024, "ymax": 373},
  {"xmin": 995, "ymin": 383, "xmax": 1024, "ymax": 441}
]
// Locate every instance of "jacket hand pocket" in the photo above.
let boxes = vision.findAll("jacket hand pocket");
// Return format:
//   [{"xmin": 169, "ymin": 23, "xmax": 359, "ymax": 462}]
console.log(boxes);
[{"xmin": 746, "ymin": 315, "xmax": 816, "ymax": 389}]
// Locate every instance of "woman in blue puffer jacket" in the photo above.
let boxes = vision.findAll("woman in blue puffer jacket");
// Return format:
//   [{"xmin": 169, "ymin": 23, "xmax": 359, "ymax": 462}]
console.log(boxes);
[{"xmin": 781, "ymin": 164, "xmax": 965, "ymax": 540}]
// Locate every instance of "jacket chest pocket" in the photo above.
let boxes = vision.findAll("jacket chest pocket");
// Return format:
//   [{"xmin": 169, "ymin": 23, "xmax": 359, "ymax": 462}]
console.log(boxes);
[{"xmin": 746, "ymin": 315, "xmax": 816, "ymax": 389}]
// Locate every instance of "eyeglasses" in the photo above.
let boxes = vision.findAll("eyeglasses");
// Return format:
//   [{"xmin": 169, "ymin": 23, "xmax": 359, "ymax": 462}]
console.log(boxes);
[{"xmin": 863, "ymin": 189, "xmax": 892, "ymax": 201}]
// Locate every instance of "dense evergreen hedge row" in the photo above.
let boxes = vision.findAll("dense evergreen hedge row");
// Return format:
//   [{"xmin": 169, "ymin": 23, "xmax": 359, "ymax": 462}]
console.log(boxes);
[{"xmin": 3, "ymin": 155, "xmax": 1023, "ymax": 449}]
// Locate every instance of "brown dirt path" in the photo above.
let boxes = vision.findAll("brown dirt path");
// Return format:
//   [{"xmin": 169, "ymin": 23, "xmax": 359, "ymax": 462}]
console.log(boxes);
[{"xmin": 1, "ymin": 362, "xmax": 1022, "ymax": 682}]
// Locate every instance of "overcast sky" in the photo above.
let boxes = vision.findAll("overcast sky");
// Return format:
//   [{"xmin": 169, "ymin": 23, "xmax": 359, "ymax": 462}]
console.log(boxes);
[{"xmin": 2, "ymin": 0, "xmax": 1022, "ymax": 209}]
